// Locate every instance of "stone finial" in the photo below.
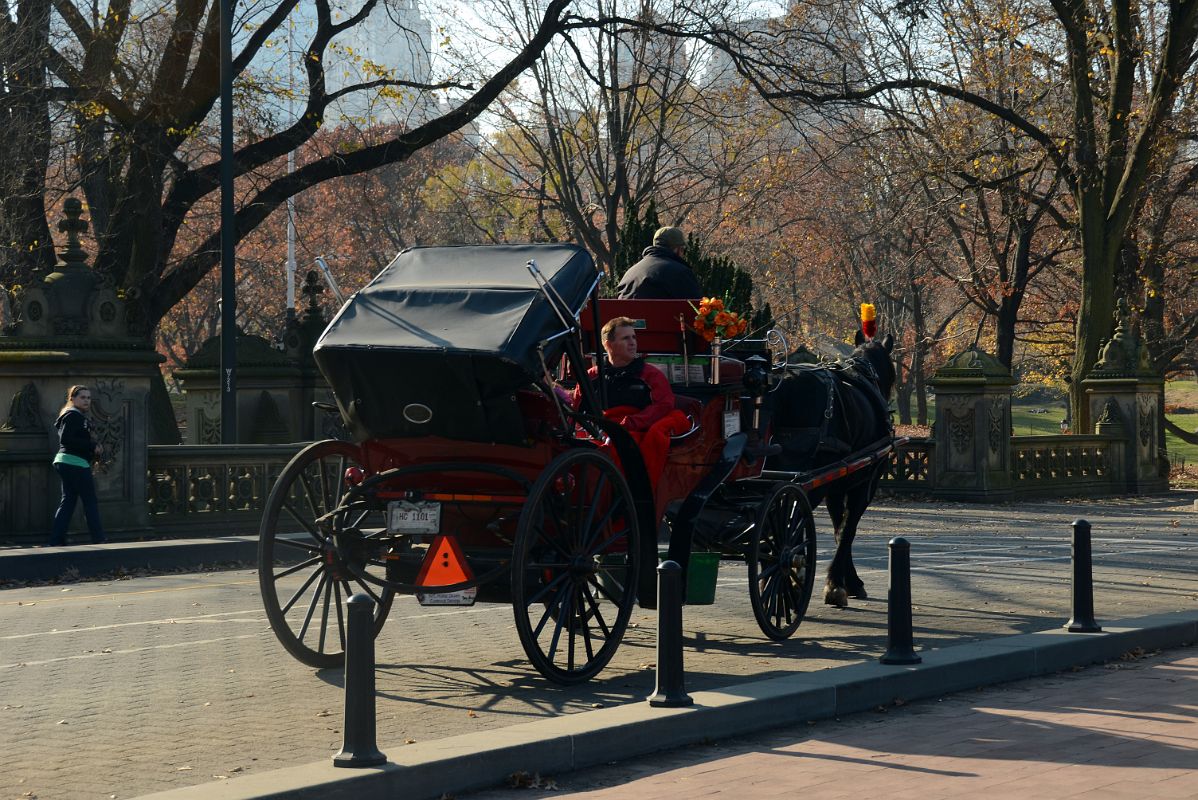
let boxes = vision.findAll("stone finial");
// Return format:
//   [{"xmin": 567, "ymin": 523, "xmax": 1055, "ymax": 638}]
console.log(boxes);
[
  {"xmin": 301, "ymin": 270, "xmax": 325, "ymax": 324},
  {"xmin": 57, "ymin": 197, "xmax": 90, "ymax": 269},
  {"xmin": 1092, "ymin": 298, "xmax": 1155, "ymax": 377},
  {"xmin": 38, "ymin": 198, "xmax": 106, "ymax": 336}
]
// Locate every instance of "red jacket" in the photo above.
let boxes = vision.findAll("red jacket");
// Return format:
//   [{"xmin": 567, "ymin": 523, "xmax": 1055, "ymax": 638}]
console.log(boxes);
[{"xmin": 572, "ymin": 358, "xmax": 675, "ymax": 431}]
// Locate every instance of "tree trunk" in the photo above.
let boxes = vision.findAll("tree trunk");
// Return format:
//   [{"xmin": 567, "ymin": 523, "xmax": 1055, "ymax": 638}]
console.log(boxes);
[
  {"xmin": 148, "ymin": 369, "xmax": 182, "ymax": 445},
  {"xmin": 1069, "ymin": 205, "xmax": 1119, "ymax": 433}
]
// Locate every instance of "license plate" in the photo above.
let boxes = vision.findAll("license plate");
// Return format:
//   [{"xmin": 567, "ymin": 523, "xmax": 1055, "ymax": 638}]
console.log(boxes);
[{"xmin": 387, "ymin": 501, "xmax": 441, "ymax": 533}]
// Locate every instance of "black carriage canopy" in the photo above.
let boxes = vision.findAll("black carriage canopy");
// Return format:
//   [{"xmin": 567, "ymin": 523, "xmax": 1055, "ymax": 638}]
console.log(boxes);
[{"xmin": 314, "ymin": 244, "xmax": 600, "ymax": 444}]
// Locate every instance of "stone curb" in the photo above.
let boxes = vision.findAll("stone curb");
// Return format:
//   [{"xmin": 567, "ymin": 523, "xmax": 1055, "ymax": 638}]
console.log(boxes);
[
  {"xmin": 0, "ymin": 537, "xmax": 261, "ymax": 582},
  {"xmin": 132, "ymin": 609, "xmax": 1198, "ymax": 800}
]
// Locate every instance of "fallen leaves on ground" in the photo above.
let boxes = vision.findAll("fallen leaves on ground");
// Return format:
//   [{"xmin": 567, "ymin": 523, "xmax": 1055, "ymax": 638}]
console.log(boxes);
[{"xmin": 506, "ymin": 771, "xmax": 558, "ymax": 790}]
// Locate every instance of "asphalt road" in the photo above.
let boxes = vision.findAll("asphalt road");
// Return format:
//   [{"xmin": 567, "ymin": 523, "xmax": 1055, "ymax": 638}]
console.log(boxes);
[{"xmin": 2, "ymin": 496, "xmax": 1195, "ymax": 800}]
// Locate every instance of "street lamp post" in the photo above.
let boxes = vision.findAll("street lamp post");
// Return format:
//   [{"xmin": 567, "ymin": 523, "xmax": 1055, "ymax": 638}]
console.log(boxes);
[{"xmin": 219, "ymin": 0, "xmax": 237, "ymax": 443}]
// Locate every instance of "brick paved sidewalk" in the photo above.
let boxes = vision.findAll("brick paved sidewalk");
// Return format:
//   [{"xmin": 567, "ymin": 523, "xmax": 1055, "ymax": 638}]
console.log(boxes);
[{"xmin": 463, "ymin": 645, "xmax": 1198, "ymax": 800}]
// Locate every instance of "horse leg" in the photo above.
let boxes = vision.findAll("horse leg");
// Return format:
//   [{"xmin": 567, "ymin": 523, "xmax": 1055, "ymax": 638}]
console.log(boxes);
[
  {"xmin": 839, "ymin": 483, "xmax": 873, "ymax": 600},
  {"xmin": 823, "ymin": 490, "xmax": 850, "ymax": 608}
]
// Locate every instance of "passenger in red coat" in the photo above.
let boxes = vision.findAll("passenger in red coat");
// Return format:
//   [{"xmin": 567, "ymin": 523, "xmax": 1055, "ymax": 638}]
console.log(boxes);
[
  {"xmin": 580, "ymin": 316, "xmax": 674, "ymax": 431},
  {"xmin": 567, "ymin": 317, "xmax": 689, "ymax": 492}
]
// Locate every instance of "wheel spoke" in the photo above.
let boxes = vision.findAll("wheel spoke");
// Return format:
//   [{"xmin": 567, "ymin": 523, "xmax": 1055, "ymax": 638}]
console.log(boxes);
[
  {"xmin": 578, "ymin": 471, "xmax": 609, "ymax": 549},
  {"xmin": 283, "ymin": 500, "xmax": 322, "ymax": 543},
  {"xmin": 276, "ymin": 537, "xmax": 321, "ymax": 555},
  {"xmin": 545, "ymin": 592, "xmax": 568, "ymax": 664},
  {"xmin": 566, "ymin": 588, "xmax": 577, "ymax": 672},
  {"xmin": 583, "ymin": 526, "xmax": 630, "ymax": 558},
  {"xmin": 581, "ymin": 581, "xmax": 612, "ymax": 638},
  {"xmin": 274, "ymin": 556, "xmax": 321, "ymax": 581},
  {"xmin": 582, "ymin": 495, "xmax": 625, "ymax": 552},
  {"xmin": 531, "ymin": 508, "xmax": 575, "ymax": 560},
  {"xmin": 350, "ymin": 576, "xmax": 385, "ymax": 607},
  {"xmin": 318, "ymin": 457, "xmax": 332, "ymax": 512},
  {"xmin": 298, "ymin": 468, "xmax": 323, "ymax": 522},
  {"xmin": 318, "ymin": 574, "xmax": 333, "ymax": 653},
  {"xmin": 526, "ymin": 569, "xmax": 571, "ymax": 612},
  {"xmin": 532, "ymin": 594, "xmax": 558, "ymax": 639},
  {"xmin": 334, "ymin": 455, "xmax": 348, "ymax": 508},
  {"xmin": 333, "ymin": 581, "xmax": 346, "ymax": 652},
  {"xmin": 280, "ymin": 564, "xmax": 324, "ymax": 615},
  {"xmin": 297, "ymin": 573, "xmax": 327, "ymax": 643}
]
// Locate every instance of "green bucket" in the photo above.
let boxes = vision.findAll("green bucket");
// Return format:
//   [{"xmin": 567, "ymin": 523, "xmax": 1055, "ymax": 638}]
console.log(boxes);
[{"xmin": 659, "ymin": 550, "xmax": 720, "ymax": 605}]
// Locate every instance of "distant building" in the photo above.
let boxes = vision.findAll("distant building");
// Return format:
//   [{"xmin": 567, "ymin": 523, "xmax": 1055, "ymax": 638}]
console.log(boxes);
[{"xmin": 266, "ymin": 0, "xmax": 435, "ymax": 129}]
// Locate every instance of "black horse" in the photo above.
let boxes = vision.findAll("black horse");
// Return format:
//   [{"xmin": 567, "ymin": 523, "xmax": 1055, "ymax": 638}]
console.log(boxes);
[{"xmin": 766, "ymin": 331, "xmax": 896, "ymax": 607}]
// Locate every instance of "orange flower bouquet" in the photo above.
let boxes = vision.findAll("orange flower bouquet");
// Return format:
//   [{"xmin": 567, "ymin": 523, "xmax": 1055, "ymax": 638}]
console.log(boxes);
[{"xmin": 690, "ymin": 297, "xmax": 749, "ymax": 342}]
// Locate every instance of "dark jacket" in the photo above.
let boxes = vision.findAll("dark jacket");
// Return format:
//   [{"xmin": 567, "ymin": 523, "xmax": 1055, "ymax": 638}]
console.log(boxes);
[
  {"xmin": 56, "ymin": 408, "xmax": 97, "ymax": 464},
  {"xmin": 584, "ymin": 357, "xmax": 674, "ymax": 431},
  {"xmin": 616, "ymin": 246, "xmax": 703, "ymax": 300}
]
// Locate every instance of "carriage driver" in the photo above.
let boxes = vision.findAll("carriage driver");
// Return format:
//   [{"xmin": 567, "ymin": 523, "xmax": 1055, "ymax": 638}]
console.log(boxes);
[{"xmin": 566, "ymin": 316, "xmax": 675, "ymax": 432}]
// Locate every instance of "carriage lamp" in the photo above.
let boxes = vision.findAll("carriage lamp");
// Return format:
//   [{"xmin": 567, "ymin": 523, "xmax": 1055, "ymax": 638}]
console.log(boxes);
[
  {"xmin": 742, "ymin": 356, "xmax": 769, "ymax": 395},
  {"xmin": 344, "ymin": 466, "xmax": 365, "ymax": 486},
  {"xmin": 742, "ymin": 356, "xmax": 770, "ymax": 439}
]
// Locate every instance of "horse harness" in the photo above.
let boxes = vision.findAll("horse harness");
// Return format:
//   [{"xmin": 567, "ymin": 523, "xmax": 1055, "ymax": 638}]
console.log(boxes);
[{"xmin": 777, "ymin": 354, "xmax": 892, "ymax": 465}]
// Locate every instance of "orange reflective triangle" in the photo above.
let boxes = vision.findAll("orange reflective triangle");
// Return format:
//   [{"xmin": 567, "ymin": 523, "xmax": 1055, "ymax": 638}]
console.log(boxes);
[{"xmin": 414, "ymin": 535, "xmax": 474, "ymax": 587}]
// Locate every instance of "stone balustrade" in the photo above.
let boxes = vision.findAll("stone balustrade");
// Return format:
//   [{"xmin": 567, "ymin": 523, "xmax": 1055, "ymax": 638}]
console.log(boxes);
[{"xmin": 145, "ymin": 444, "xmax": 304, "ymax": 537}]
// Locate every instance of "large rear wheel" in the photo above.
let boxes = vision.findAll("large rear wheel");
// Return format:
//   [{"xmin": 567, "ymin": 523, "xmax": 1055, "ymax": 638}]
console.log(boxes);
[
  {"xmin": 258, "ymin": 440, "xmax": 395, "ymax": 668},
  {"xmin": 512, "ymin": 448, "xmax": 640, "ymax": 684},
  {"xmin": 747, "ymin": 483, "xmax": 816, "ymax": 640}
]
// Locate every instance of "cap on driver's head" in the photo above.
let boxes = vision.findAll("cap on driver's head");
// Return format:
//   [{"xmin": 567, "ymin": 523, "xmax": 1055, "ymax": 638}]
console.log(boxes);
[{"xmin": 653, "ymin": 226, "xmax": 686, "ymax": 250}]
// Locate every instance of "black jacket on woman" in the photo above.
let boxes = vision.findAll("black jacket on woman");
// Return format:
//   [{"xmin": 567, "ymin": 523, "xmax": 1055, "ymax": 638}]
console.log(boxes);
[{"xmin": 55, "ymin": 408, "xmax": 97, "ymax": 464}]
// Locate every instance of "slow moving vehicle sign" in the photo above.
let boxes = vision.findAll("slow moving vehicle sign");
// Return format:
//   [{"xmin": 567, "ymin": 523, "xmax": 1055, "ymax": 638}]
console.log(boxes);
[{"xmin": 414, "ymin": 534, "xmax": 477, "ymax": 606}]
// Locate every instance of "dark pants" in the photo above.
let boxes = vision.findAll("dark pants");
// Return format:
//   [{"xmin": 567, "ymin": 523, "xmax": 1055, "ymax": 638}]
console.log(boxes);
[{"xmin": 50, "ymin": 463, "xmax": 106, "ymax": 545}]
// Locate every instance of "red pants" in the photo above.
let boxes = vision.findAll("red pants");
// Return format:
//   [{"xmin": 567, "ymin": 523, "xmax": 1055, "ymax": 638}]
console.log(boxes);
[{"xmin": 602, "ymin": 406, "xmax": 691, "ymax": 494}]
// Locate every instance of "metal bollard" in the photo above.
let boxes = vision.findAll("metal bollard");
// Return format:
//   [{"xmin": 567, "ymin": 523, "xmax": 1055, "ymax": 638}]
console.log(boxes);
[
  {"xmin": 1066, "ymin": 519, "xmax": 1102, "ymax": 633},
  {"xmin": 333, "ymin": 594, "xmax": 387, "ymax": 767},
  {"xmin": 648, "ymin": 560, "xmax": 693, "ymax": 707},
  {"xmin": 879, "ymin": 537, "xmax": 921, "ymax": 665}
]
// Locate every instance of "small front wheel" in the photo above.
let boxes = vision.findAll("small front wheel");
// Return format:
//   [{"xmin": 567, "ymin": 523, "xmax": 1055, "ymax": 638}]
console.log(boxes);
[
  {"xmin": 748, "ymin": 483, "xmax": 816, "ymax": 640},
  {"xmin": 258, "ymin": 440, "xmax": 395, "ymax": 668},
  {"xmin": 512, "ymin": 448, "xmax": 640, "ymax": 684}
]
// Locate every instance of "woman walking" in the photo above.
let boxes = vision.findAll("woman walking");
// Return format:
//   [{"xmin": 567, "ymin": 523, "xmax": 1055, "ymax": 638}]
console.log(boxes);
[{"xmin": 49, "ymin": 385, "xmax": 106, "ymax": 545}]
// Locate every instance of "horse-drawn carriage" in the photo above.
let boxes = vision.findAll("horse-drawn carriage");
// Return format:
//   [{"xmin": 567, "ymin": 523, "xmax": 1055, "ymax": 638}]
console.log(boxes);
[{"xmin": 257, "ymin": 244, "xmax": 898, "ymax": 683}]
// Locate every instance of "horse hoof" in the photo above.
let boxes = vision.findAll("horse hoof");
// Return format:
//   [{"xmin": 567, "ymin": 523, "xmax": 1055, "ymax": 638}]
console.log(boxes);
[
  {"xmin": 849, "ymin": 585, "xmax": 868, "ymax": 600},
  {"xmin": 824, "ymin": 586, "xmax": 849, "ymax": 608}
]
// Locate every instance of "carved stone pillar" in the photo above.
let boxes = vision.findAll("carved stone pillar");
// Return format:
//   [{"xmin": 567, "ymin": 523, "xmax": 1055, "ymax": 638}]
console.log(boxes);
[
  {"xmin": 1082, "ymin": 299, "xmax": 1167, "ymax": 494},
  {"xmin": 175, "ymin": 328, "xmax": 301, "ymax": 444},
  {"xmin": 928, "ymin": 348, "xmax": 1016, "ymax": 500},
  {"xmin": 0, "ymin": 199, "xmax": 160, "ymax": 540}
]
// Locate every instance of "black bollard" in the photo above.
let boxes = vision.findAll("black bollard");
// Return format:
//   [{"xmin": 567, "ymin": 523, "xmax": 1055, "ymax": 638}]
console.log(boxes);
[
  {"xmin": 879, "ymin": 537, "xmax": 921, "ymax": 665},
  {"xmin": 333, "ymin": 594, "xmax": 387, "ymax": 767},
  {"xmin": 1066, "ymin": 519, "xmax": 1102, "ymax": 633},
  {"xmin": 648, "ymin": 560, "xmax": 693, "ymax": 707}
]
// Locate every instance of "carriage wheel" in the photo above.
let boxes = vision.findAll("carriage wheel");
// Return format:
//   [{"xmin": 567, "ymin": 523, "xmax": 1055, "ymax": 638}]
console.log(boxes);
[
  {"xmin": 259, "ymin": 440, "xmax": 395, "ymax": 668},
  {"xmin": 512, "ymin": 448, "xmax": 640, "ymax": 684},
  {"xmin": 747, "ymin": 483, "xmax": 816, "ymax": 641}
]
